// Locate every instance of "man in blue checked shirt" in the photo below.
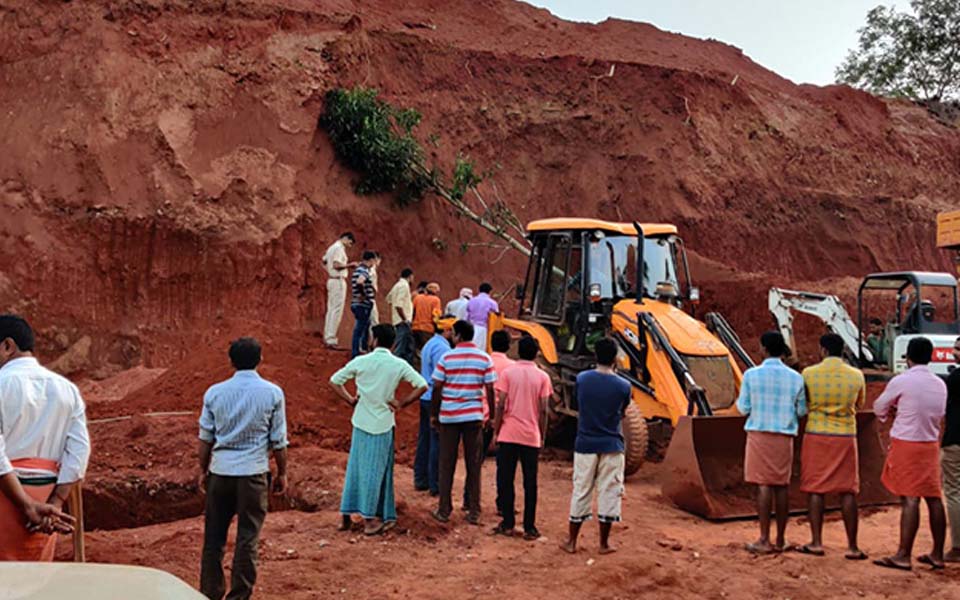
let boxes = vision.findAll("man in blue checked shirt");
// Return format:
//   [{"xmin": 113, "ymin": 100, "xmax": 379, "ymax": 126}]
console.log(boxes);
[
  {"xmin": 198, "ymin": 337, "xmax": 288, "ymax": 600},
  {"xmin": 736, "ymin": 331, "xmax": 806, "ymax": 556}
]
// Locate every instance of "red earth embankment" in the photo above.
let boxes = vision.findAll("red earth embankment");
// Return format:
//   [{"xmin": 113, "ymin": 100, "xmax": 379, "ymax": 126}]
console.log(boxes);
[{"xmin": 1, "ymin": 0, "xmax": 957, "ymax": 373}]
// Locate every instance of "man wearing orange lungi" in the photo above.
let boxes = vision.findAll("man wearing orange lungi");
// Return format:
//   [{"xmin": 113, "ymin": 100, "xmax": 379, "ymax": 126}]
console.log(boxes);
[
  {"xmin": 0, "ymin": 314, "xmax": 90, "ymax": 561},
  {"xmin": 874, "ymin": 337, "xmax": 948, "ymax": 571},
  {"xmin": 798, "ymin": 333, "xmax": 867, "ymax": 559},
  {"xmin": 0, "ymin": 433, "xmax": 75, "ymax": 537},
  {"xmin": 736, "ymin": 331, "xmax": 807, "ymax": 555}
]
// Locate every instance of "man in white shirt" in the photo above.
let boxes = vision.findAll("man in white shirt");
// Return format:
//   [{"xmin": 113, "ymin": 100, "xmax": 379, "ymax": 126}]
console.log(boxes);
[
  {"xmin": 0, "ymin": 314, "xmax": 90, "ymax": 561},
  {"xmin": 385, "ymin": 268, "xmax": 416, "ymax": 365},
  {"xmin": 445, "ymin": 288, "xmax": 473, "ymax": 321},
  {"xmin": 322, "ymin": 232, "xmax": 356, "ymax": 350}
]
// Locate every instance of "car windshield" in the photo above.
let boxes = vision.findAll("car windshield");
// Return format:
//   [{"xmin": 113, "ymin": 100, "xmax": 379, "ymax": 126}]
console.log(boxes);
[{"xmin": 588, "ymin": 234, "xmax": 679, "ymax": 299}]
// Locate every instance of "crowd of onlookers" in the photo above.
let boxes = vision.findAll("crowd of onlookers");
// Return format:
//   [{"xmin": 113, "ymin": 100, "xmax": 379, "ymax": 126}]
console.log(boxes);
[
  {"xmin": 319, "ymin": 232, "xmax": 628, "ymax": 552},
  {"xmin": 320, "ymin": 231, "xmax": 500, "ymax": 359}
]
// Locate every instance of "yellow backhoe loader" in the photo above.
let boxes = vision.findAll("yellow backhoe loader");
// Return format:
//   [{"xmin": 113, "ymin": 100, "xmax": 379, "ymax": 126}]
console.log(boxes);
[{"xmin": 484, "ymin": 218, "xmax": 890, "ymax": 518}]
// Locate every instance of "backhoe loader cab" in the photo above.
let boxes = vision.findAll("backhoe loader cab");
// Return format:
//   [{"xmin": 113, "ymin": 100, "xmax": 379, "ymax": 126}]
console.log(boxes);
[
  {"xmin": 857, "ymin": 271, "xmax": 960, "ymax": 376},
  {"xmin": 517, "ymin": 219, "xmax": 698, "ymax": 357}
]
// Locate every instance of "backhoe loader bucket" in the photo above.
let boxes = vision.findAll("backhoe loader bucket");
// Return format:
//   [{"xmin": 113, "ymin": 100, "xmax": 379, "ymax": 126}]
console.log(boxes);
[{"xmin": 661, "ymin": 413, "xmax": 894, "ymax": 519}]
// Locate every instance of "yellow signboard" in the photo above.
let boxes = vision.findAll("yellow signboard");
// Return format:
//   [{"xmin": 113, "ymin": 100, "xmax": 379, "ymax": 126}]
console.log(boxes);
[{"xmin": 938, "ymin": 210, "xmax": 960, "ymax": 249}]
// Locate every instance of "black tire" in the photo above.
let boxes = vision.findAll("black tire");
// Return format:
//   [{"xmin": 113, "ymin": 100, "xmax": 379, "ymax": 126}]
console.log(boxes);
[
  {"xmin": 545, "ymin": 412, "xmax": 578, "ymax": 449},
  {"xmin": 622, "ymin": 403, "xmax": 648, "ymax": 476}
]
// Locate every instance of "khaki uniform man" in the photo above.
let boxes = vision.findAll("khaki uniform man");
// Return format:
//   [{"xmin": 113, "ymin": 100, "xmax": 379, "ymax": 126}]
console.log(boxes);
[{"xmin": 323, "ymin": 232, "xmax": 355, "ymax": 349}]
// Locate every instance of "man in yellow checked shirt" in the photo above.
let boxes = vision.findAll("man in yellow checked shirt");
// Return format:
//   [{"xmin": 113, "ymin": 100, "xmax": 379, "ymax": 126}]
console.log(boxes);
[{"xmin": 797, "ymin": 333, "xmax": 867, "ymax": 560}]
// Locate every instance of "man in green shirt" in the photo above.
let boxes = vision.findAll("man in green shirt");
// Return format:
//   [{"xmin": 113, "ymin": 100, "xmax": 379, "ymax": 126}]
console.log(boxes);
[
  {"xmin": 330, "ymin": 324, "xmax": 427, "ymax": 535},
  {"xmin": 866, "ymin": 318, "xmax": 888, "ymax": 366}
]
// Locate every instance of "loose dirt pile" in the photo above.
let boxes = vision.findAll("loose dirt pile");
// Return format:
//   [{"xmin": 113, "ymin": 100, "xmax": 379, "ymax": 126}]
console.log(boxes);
[{"xmin": 4, "ymin": 0, "xmax": 960, "ymax": 597}]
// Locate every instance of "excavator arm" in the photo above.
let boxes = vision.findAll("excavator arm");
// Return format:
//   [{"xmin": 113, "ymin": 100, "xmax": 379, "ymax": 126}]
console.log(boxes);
[
  {"xmin": 704, "ymin": 312, "xmax": 755, "ymax": 370},
  {"xmin": 637, "ymin": 312, "xmax": 712, "ymax": 417},
  {"xmin": 768, "ymin": 287, "xmax": 874, "ymax": 365}
]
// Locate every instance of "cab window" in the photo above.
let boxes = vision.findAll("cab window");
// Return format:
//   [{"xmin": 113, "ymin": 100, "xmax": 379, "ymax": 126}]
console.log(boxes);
[{"xmin": 535, "ymin": 235, "xmax": 572, "ymax": 321}]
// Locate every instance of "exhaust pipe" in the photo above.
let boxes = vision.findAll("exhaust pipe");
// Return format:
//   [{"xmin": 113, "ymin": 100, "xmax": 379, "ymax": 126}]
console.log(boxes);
[{"xmin": 632, "ymin": 222, "xmax": 645, "ymax": 302}]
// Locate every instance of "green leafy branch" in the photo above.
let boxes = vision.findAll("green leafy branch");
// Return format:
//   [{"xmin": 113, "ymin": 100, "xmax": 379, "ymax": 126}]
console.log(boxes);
[{"xmin": 320, "ymin": 86, "xmax": 530, "ymax": 256}]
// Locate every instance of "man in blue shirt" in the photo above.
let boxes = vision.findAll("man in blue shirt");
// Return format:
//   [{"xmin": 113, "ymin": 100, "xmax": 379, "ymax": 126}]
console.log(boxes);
[
  {"xmin": 198, "ymin": 338, "xmax": 288, "ymax": 600},
  {"xmin": 415, "ymin": 321, "xmax": 452, "ymax": 495},
  {"xmin": 736, "ymin": 331, "xmax": 806, "ymax": 555},
  {"xmin": 560, "ymin": 338, "xmax": 631, "ymax": 555}
]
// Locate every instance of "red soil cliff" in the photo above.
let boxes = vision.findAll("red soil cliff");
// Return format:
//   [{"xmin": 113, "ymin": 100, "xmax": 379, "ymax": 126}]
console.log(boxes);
[{"xmin": 2, "ymin": 0, "xmax": 957, "ymax": 374}]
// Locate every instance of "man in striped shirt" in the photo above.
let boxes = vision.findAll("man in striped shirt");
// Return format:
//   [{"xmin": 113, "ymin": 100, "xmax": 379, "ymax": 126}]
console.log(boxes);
[
  {"xmin": 430, "ymin": 320, "xmax": 497, "ymax": 524},
  {"xmin": 350, "ymin": 251, "xmax": 378, "ymax": 358}
]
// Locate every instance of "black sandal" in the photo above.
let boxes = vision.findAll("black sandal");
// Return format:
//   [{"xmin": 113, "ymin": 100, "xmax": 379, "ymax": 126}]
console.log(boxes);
[
  {"xmin": 918, "ymin": 554, "xmax": 945, "ymax": 570},
  {"xmin": 873, "ymin": 556, "xmax": 912, "ymax": 571},
  {"xmin": 795, "ymin": 544, "xmax": 825, "ymax": 557}
]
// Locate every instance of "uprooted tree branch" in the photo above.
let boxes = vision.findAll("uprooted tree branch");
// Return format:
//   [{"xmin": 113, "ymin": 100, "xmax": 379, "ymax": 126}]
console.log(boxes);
[{"xmin": 319, "ymin": 87, "xmax": 530, "ymax": 256}]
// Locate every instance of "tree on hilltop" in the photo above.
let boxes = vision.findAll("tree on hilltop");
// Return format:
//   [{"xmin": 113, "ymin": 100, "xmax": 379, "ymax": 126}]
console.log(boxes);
[{"xmin": 837, "ymin": 0, "xmax": 960, "ymax": 101}]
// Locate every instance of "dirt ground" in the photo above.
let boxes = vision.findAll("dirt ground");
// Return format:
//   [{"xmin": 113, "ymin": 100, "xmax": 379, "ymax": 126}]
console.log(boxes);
[{"xmin": 66, "ymin": 454, "xmax": 960, "ymax": 600}]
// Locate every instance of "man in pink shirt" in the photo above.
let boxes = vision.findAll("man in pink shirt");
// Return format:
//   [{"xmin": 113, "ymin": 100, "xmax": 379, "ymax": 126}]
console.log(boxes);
[
  {"xmin": 873, "ymin": 337, "xmax": 948, "ymax": 571},
  {"xmin": 492, "ymin": 336, "xmax": 553, "ymax": 540},
  {"xmin": 465, "ymin": 283, "xmax": 499, "ymax": 352}
]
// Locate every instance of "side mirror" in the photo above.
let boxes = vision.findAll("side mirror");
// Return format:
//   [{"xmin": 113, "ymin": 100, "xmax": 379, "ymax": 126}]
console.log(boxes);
[
  {"xmin": 515, "ymin": 283, "xmax": 525, "ymax": 300},
  {"xmin": 689, "ymin": 287, "xmax": 701, "ymax": 304}
]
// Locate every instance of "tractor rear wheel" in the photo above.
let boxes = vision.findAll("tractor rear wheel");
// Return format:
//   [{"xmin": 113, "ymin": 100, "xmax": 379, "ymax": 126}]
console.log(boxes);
[{"xmin": 622, "ymin": 403, "xmax": 648, "ymax": 476}]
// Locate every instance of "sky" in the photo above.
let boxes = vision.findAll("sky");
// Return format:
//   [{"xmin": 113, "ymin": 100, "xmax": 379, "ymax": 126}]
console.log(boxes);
[{"xmin": 525, "ymin": 0, "xmax": 901, "ymax": 85}]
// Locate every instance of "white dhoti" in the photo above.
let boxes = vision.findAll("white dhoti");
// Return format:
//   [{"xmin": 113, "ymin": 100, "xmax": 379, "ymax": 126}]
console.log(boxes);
[
  {"xmin": 472, "ymin": 324, "xmax": 488, "ymax": 352},
  {"xmin": 325, "ymin": 278, "xmax": 347, "ymax": 345}
]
